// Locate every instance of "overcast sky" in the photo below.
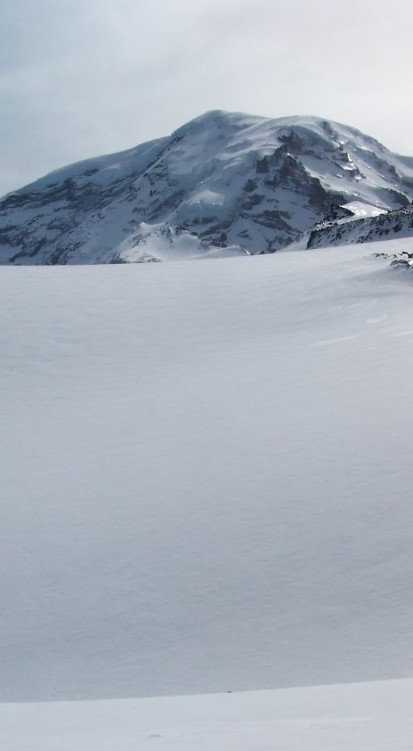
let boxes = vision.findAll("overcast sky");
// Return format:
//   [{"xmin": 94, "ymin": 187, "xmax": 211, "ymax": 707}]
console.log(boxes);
[{"xmin": 1, "ymin": 0, "xmax": 412, "ymax": 196}]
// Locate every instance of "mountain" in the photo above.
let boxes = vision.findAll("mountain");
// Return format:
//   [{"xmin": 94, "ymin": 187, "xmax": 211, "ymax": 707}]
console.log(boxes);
[{"xmin": 2, "ymin": 110, "xmax": 413, "ymax": 264}]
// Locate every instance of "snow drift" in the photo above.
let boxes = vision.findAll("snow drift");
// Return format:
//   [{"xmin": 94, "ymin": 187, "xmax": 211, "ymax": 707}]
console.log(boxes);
[{"xmin": 1, "ymin": 240, "xmax": 413, "ymax": 701}]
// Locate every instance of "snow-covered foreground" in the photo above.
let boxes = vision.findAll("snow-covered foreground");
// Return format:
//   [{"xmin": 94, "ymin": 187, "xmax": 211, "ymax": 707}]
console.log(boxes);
[
  {"xmin": 1, "ymin": 678, "xmax": 413, "ymax": 750},
  {"xmin": 1, "ymin": 239, "xmax": 413, "ymax": 713}
]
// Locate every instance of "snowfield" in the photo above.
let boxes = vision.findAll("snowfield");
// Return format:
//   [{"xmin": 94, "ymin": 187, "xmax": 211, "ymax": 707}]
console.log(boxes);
[
  {"xmin": 1, "ymin": 678, "xmax": 413, "ymax": 751},
  {"xmin": 1, "ymin": 238, "xmax": 413, "ymax": 746}
]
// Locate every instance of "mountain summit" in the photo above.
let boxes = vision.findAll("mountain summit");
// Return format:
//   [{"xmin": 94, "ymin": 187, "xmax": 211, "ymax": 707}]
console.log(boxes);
[{"xmin": 1, "ymin": 110, "xmax": 413, "ymax": 264}]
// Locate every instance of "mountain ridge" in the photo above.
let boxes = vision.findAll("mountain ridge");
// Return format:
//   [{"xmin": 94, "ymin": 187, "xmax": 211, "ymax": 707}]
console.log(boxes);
[{"xmin": 2, "ymin": 110, "xmax": 413, "ymax": 264}]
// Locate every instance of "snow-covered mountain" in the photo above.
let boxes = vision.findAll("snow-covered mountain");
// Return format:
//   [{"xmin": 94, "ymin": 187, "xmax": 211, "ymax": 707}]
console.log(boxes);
[{"xmin": 2, "ymin": 110, "xmax": 413, "ymax": 264}]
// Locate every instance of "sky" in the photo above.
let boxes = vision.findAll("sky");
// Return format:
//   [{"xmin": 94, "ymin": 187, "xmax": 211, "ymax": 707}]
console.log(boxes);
[{"xmin": 1, "ymin": 0, "xmax": 412, "ymax": 197}]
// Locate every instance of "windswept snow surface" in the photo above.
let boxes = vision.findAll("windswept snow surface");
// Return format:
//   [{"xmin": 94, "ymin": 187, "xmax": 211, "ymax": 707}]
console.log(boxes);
[
  {"xmin": 1, "ymin": 240, "xmax": 413, "ymax": 704},
  {"xmin": 2, "ymin": 679, "xmax": 413, "ymax": 750}
]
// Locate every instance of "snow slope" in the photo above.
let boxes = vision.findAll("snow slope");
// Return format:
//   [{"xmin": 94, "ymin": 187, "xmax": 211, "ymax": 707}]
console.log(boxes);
[
  {"xmin": 2, "ymin": 110, "xmax": 413, "ymax": 263},
  {"xmin": 1, "ymin": 239, "xmax": 413, "ymax": 703},
  {"xmin": 2, "ymin": 678, "xmax": 413, "ymax": 751}
]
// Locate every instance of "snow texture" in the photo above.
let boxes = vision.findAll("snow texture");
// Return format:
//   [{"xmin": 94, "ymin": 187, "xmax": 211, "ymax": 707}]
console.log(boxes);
[
  {"xmin": 1, "ymin": 678, "xmax": 413, "ymax": 751},
  {"xmin": 1, "ymin": 240, "xmax": 413, "ymax": 704},
  {"xmin": 2, "ymin": 237, "xmax": 413, "ymax": 748}
]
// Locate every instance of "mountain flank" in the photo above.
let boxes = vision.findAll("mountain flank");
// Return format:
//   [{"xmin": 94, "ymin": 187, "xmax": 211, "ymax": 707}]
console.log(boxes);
[{"xmin": 1, "ymin": 110, "xmax": 413, "ymax": 264}]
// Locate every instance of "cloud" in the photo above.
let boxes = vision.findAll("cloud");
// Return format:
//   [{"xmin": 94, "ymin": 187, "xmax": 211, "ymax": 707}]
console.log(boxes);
[{"xmin": 1, "ymin": 0, "xmax": 413, "ymax": 195}]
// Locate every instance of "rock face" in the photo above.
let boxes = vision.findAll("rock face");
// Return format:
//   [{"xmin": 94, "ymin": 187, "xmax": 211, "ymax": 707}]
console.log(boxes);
[
  {"xmin": 2, "ymin": 110, "xmax": 413, "ymax": 264},
  {"xmin": 299, "ymin": 205, "xmax": 413, "ymax": 250}
]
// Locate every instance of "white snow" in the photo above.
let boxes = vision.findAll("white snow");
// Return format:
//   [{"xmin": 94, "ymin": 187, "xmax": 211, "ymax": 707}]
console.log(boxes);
[
  {"xmin": 2, "ymin": 238, "xmax": 413, "ymax": 746},
  {"xmin": 342, "ymin": 200, "xmax": 388, "ymax": 218},
  {"xmin": 116, "ymin": 221, "xmax": 247, "ymax": 262},
  {"xmin": 1, "ymin": 678, "xmax": 413, "ymax": 751},
  {"xmin": 179, "ymin": 188, "xmax": 232, "ymax": 223}
]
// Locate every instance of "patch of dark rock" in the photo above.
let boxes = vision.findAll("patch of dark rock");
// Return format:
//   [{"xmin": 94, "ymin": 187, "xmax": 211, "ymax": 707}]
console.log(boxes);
[
  {"xmin": 147, "ymin": 190, "xmax": 185, "ymax": 219},
  {"xmin": 244, "ymin": 179, "xmax": 257, "ymax": 192},
  {"xmin": 0, "ymin": 192, "xmax": 34, "ymax": 209},
  {"xmin": 241, "ymin": 193, "xmax": 264, "ymax": 209},
  {"xmin": 386, "ymin": 189, "xmax": 410, "ymax": 208},
  {"xmin": 9, "ymin": 237, "xmax": 47, "ymax": 262},
  {"xmin": 256, "ymin": 156, "xmax": 270, "ymax": 174}
]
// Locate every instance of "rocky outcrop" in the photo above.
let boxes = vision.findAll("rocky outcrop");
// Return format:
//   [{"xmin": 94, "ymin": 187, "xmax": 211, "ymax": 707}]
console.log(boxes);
[{"xmin": 305, "ymin": 205, "xmax": 413, "ymax": 250}]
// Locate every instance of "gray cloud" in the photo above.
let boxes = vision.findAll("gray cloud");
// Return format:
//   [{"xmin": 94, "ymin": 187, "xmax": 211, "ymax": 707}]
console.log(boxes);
[{"xmin": 1, "ymin": 0, "xmax": 413, "ymax": 195}]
